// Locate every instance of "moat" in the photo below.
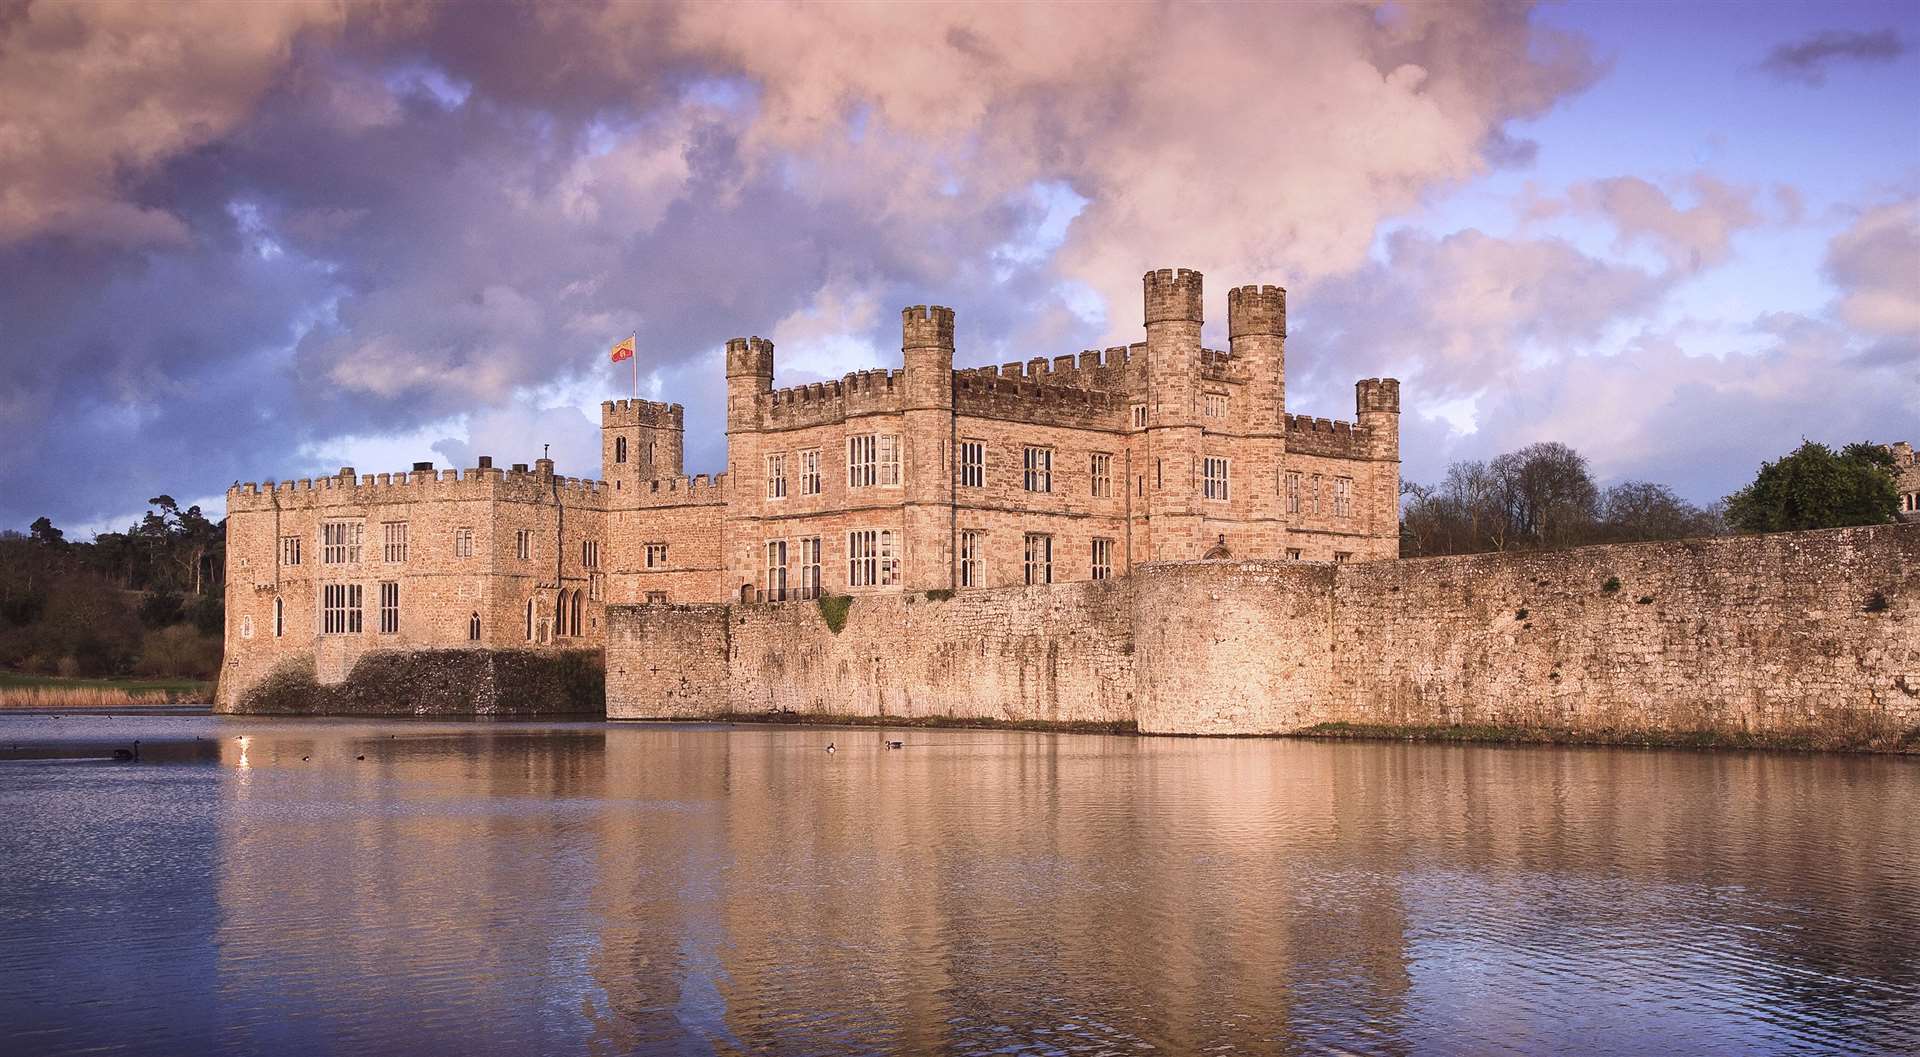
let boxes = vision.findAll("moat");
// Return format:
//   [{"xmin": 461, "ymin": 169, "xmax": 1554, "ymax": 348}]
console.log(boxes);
[{"xmin": 2, "ymin": 714, "xmax": 1915, "ymax": 1056}]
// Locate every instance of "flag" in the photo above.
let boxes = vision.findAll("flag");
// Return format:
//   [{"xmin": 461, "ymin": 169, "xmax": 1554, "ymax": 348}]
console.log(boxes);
[{"xmin": 610, "ymin": 336, "xmax": 635, "ymax": 363}]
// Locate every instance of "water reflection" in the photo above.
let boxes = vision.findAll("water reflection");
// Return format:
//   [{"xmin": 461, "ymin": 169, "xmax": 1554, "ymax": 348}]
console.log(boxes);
[{"xmin": 0, "ymin": 715, "xmax": 1914, "ymax": 1056}]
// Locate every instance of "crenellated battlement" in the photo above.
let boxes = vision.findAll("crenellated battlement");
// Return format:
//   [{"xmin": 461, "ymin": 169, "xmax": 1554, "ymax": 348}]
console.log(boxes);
[
  {"xmin": 623, "ymin": 472, "xmax": 731, "ymax": 508},
  {"xmin": 1355, "ymin": 377, "xmax": 1401, "ymax": 415},
  {"xmin": 1284, "ymin": 414, "xmax": 1374, "ymax": 458},
  {"xmin": 1144, "ymin": 267, "xmax": 1204, "ymax": 325},
  {"xmin": 901, "ymin": 304, "xmax": 955, "ymax": 350},
  {"xmin": 227, "ymin": 461, "xmax": 610, "ymax": 512},
  {"xmin": 725, "ymin": 336, "xmax": 775, "ymax": 381},
  {"xmin": 955, "ymin": 373, "xmax": 1121, "ymax": 430},
  {"xmin": 957, "ymin": 343, "xmax": 1140, "ymax": 394},
  {"xmin": 602, "ymin": 398, "xmax": 684, "ymax": 428},
  {"xmin": 759, "ymin": 369, "xmax": 907, "ymax": 429}
]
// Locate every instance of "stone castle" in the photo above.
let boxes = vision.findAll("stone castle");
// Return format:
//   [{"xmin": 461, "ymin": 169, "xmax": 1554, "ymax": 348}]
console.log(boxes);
[{"xmin": 218, "ymin": 268, "xmax": 1401, "ymax": 709}]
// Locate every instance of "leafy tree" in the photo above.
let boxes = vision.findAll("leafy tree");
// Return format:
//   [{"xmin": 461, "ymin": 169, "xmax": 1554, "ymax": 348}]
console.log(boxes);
[
  {"xmin": 29, "ymin": 517, "xmax": 65, "ymax": 547},
  {"xmin": 1723, "ymin": 441, "xmax": 1899, "ymax": 534}
]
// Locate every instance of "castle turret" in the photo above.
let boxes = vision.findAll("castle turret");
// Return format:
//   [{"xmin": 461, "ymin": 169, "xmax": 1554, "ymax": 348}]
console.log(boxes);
[
  {"xmin": 901, "ymin": 305, "xmax": 957, "ymax": 588},
  {"xmin": 1356, "ymin": 378, "xmax": 1402, "ymax": 554},
  {"xmin": 1228, "ymin": 284, "xmax": 1286, "ymax": 434},
  {"xmin": 725, "ymin": 336, "xmax": 774, "ymax": 433},
  {"xmin": 601, "ymin": 399, "xmax": 685, "ymax": 487},
  {"xmin": 1142, "ymin": 268, "xmax": 1205, "ymax": 557}
]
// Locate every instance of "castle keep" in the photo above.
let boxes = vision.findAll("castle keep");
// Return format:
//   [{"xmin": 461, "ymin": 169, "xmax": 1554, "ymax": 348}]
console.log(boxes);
[{"xmin": 218, "ymin": 268, "xmax": 1401, "ymax": 711}]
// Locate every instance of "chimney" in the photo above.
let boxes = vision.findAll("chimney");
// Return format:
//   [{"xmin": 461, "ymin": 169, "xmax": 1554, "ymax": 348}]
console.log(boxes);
[
  {"xmin": 412, "ymin": 461, "xmax": 433, "ymax": 472},
  {"xmin": 477, "ymin": 456, "xmax": 493, "ymax": 469}
]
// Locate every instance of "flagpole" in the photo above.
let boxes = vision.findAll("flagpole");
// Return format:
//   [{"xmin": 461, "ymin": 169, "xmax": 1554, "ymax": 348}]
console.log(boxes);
[{"xmin": 630, "ymin": 334, "xmax": 638, "ymax": 404}]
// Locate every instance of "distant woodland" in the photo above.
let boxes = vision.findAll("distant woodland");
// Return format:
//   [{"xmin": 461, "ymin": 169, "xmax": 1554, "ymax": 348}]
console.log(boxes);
[{"xmin": 0, "ymin": 498, "xmax": 225, "ymax": 681}]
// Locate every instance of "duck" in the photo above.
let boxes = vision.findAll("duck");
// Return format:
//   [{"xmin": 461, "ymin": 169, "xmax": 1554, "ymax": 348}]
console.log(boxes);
[
  {"xmin": 824, "ymin": 742, "xmax": 836, "ymax": 755},
  {"xmin": 355, "ymin": 754, "xmax": 366, "ymax": 761},
  {"xmin": 112, "ymin": 747, "xmax": 134, "ymax": 761},
  {"xmin": 885, "ymin": 740, "xmax": 904, "ymax": 750}
]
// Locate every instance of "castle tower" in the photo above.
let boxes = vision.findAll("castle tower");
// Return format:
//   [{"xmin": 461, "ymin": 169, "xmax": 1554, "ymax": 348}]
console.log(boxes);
[
  {"xmin": 1143, "ymin": 268, "xmax": 1205, "ymax": 558},
  {"xmin": 1227, "ymin": 285, "xmax": 1286, "ymax": 433},
  {"xmin": 725, "ymin": 336, "xmax": 774, "ymax": 434},
  {"xmin": 601, "ymin": 400, "xmax": 685, "ymax": 488},
  {"xmin": 901, "ymin": 306, "xmax": 957, "ymax": 589},
  {"xmin": 1356, "ymin": 378, "xmax": 1402, "ymax": 557}
]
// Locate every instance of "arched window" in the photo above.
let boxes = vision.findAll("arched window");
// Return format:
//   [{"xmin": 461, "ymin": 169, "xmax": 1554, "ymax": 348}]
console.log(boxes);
[
  {"xmin": 273, "ymin": 597, "xmax": 284, "ymax": 638},
  {"xmin": 525, "ymin": 599, "xmax": 535, "ymax": 641},
  {"xmin": 555, "ymin": 590, "xmax": 569, "ymax": 637},
  {"xmin": 570, "ymin": 590, "xmax": 582, "ymax": 637},
  {"xmin": 468, "ymin": 612, "xmax": 481, "ymax": 641},
  {"xmin": 615, "ymin": 437, "xmax": 628, "ymax": 464}
]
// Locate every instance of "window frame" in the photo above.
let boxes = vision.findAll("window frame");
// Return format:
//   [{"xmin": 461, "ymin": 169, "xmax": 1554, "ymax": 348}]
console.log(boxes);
[
  {"xmin": 1023, "ymin": 446, "xmax": 1053, "ymax": 493},
  {"xmin": 1023, "ymin": 533, "xmax": 1053, "ymax": 586},
  {"xmin": 960, "ymin": 440, "xmax": 985, "ymax": 489},
  {"xmin": 378, "ymin": 581, "xmax": 399, "ymax": 634},
  {"xmin": 765, "ymin": 451, "xmax": 788, "ymax": 500},
  {"xmin": 1092, "ymin": 538, "xmax": 1114, "ymax": 580},
  {"xmin": 1090, "ymin": 453, "xmax": 1112, "ymax": 498},
  {"xmin": 1203, "ymin": 456, "xmax": 1231, "ymax": 502},
  {"xmin": 960, "ymin": 529, "xmax": 986, "ymax": 588}
]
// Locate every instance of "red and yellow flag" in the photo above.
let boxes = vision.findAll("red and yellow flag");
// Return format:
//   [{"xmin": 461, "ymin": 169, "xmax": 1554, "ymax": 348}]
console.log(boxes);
[{"xmin": 610, "ymin": 336, "xmax": 635, "ymax": 363}]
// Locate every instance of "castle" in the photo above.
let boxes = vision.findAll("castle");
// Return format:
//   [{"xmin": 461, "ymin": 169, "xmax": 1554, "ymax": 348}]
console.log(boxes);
[{"xmin": 217, "ymin": 268, "xmax": 1401, "ymax": 710}]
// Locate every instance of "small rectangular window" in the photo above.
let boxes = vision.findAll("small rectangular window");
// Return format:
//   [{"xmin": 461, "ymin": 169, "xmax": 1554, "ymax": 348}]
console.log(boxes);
[
  {"xmin": 960, "ymin": 441, "xmax": 984, "ymax": 488},
  {"xmin": 454, "ymin": 527, "xmax": 474, "ymax": 558},
  {"xmin": 878, "ymin": 434, "xmax": 901, "ymax": 486},
  {"xmin": 1334, "ymin": 476, "xmax": 1352, "ymax": 519},
  {"xmin": 645, "ymin": 591, "xmax": 669, "ymax": 604},
  {"xmin": 1310, "ymin": 474, "xmax": 1323, "ymax": 516},
  {"xmin": 765, "ymin": 452, "xmax": 788, "ymax": 499},
  {"xmin": 798, "ymin": 537, "xmax": 823, "ymax": 599},
  {"xmin": 280, "ymin": 536, "xmax": 302, "ymax": 566},
  {"xmin": 1286, "ymin": 548, "xmax": 1302, "ymax": 561},
  {"xmin": 378, "ymin": 581, "xmax": 399, "ymax": 634},
  {"xmin": 516, "ymin": 529, "xmax": 533, "ymax": 560},
  {"xmin": 1203, "ymin": 457, "xmax": 1230, "ymax": 502},
  {"xmin": 1091, "ymin": 538, "xmax": 1114, "ymax": 581},
  {"xmin": 1204, "ymin": 393, "xmax": 1227, "ymax": 419},
  {"xmin": 1285, "ymin": 472, "xmax": 1302, "ymax": 515},
  {"xmin": 765, "ymin": 539, "xmax": 789, "ymax": 601},
  {"xmin": 381, "ymin": 522, "xmax": 408, "ymax": 563},
  {"xmin": 1023, "ymin": 533, "xmax": 1053, "ymax": 586},
  {"xmin": 848, "ymin": 434, "xmax": 876, "ymax": 488},
  {"xmin": 960, "ymin": 529, "xmax": 985, "ymax": 588},
  {"xmin": 645, "ymin": 542, "xmax": 668, "ymax": 568},
  {"xmin": 322, "ymin": 521, "xmax": 362, "ymax": 564},
  {"xmin": 799, "ymin": 449, "xmax": 822, "ymax": 496},
  {"xmin": 1334, "ymin": 551, "xmax": 1353, "ymax": 564},
  {"xmin": 1131, "ymin": 403, "xmax": 1147, "ymax": 429},
  {"xmin": 1023, "ymin": 446, "xmax": 1053, "ymax": 493},
  {"xmin": 848, "ymin": 529, "xmax": 878, "ymax": 587},
  {"xmin": 1090, "ymin": 453, "xmax": 1112, "ymax": 498},
  {"xmin": 322, "ymin": 583, "xmax": 362, "ymax": 634},
  {"xmin": 581, "ymin": 540, "xmax": 599, "ymax": 568}
]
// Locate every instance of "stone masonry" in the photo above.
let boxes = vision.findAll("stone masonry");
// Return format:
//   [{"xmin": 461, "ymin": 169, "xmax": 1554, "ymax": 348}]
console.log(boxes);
[{"xmin": 607, "ymin": 524, "xmax": 1920, "ymax": 750}]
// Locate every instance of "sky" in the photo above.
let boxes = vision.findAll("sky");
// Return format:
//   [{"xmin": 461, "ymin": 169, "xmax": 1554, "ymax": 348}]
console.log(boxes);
[{"xmin": 0, "ymin": 0, "xmax": 1915, "ymax": 535}]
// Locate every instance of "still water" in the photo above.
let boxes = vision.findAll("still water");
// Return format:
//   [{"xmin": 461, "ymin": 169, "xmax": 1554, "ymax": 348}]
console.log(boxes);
[{"xmin": 0, "ymin": 713, "xmax": 1915, "ymax": 1057}]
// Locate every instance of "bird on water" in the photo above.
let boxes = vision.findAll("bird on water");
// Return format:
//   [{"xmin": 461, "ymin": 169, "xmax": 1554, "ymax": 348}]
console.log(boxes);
[{"xmin": 825, "ymin": 742, "xmax": 836, "ymax": 754}]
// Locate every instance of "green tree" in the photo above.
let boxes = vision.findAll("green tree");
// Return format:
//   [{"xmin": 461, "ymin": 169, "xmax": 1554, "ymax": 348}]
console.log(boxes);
[{"xmin": 1724, "ymin": 441, "xmax": 1899, "ymax": 534}]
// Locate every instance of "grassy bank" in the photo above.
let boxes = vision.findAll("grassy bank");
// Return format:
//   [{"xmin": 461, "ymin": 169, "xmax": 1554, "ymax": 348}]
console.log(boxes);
[
  {"xmin": 711, "ymin": 710, "xmax": 1138, "ymax": 736},
  {"xmin": 0, "ymin": 672, "xmax": 214, "ymax": 708},
  {"xmin": 1293, "ymin": 721, "xmax": 1920, "ymax": 755}
]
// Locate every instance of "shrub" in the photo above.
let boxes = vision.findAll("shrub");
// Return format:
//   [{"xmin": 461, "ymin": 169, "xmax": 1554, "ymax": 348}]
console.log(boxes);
[
  {"xmin": 1864, "ymin": 592, "xmax": 1889, "ymax": 614},
  {"xmin": 924, "ymin": 589, "xmax": 955, "ymax": 602},
  {"xmin": 1637, "ymin": 595, "xmax": 1655, "ymax": 605},
  {"xmin": 138, "ymin": 591, "xmax": 183, "ymax": 629},
  {"xmin": 1602, "ymin": 576, "xmax": 1621, "ymax": 593},
  {"xmin": 817, "ymin": 595, "xmax": 853, "ymax": 634},
  {"xmin": 1514, "ymin": 608, "xmax": 1529, "ymax": 620}
]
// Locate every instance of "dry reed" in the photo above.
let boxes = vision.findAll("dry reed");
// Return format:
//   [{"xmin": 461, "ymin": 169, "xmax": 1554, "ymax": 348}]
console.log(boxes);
[{"xmin": 0, "ymin": 686, "xmax": 195, "ymax": 708}]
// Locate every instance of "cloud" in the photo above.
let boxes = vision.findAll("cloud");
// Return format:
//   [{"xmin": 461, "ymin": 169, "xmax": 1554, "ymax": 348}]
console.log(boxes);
[
  {"xmin": 0, "ymin": 1, "xmax": 1603, "ymax": 529},
  {"xmin": 1824, "ymin": 196, "xmax": 1920, "ymax": 344},
  {"xmin": 1761, "ymin": 28, "xmax": 1905, "ymax": 86},
  {"xmin": 1569, "ymin": 175, "xmax": 1762, "ymax": 273}
]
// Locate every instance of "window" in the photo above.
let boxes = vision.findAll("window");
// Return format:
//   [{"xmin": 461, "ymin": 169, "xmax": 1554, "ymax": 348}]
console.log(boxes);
[
  {"xmin": 581, "ymin": 540, "xmax": 600, "ymax": 569},
  {"xmin": 1286, "ymin": 548, "xmax": 1303, "ymax": 561},
  {"xmin": 798, "ymin": 537, "xmax": 822, "ymax": 600},
  {"xmin": 525, "ymin": 599, "xmax": 535, "ymax": 641},
  {"xmin": 570, "ymin": 590, "xmax": 582, "ymax": 637},
  {"xmin": 615, "ymin": 436, "xmax": 628, "ymax": 464},
  {"xmin": 960, "ymin": 529, "xmax": 985, "ymax": 588},
  {"xmin": 848, "ymin": 434, "xmax": 902, "ymax": 488},
  {"xmin": 1285, "ymin": 471, "xmax": 1302, "ymax": 515},
  {"xmin": 1203, "ymin": 457, "xmax": 1230, "ymax": 501},
  {"xmin": 1334, "ymin": 477, "xmax": 1352, "ymax": 519},
  {"xmin": 378, "ymin": 581, "xmax": 399, "ymax": 634},
  {"xmin": 273, "ymin": 597, "xmax": 284, "ymax": 637},
  {"xmin": 280, "ymin": 536, "xmax": 301, "ymax": 566},
  {"xmin": 1092, "ymin": 538, "xmax": 1114, "ymax": 580},
  {"xmin": 1334, "ymin": 551, "xmax": 1353, "ymax": 564},
  {"xmin": 951, "ymin": 440, "xmax": 982, "ymax": 489},
  {"xmin": 588, "ymin": 572, "xmax": 604, "ymax": 601},
  {"xmin": 322, "ymin": 521, "xmax": 362, "ymax": 564},
  {"xmin": 1023, "ymin": 446, "xmax": 1053, "ymax": 493},
  {"xmin": 382, "ymin": 522, "xmax": 408, "ymax": 563},
  {"xmin": 240, "ymin": 615, "xmax": 253, "ymax": 640},
  {"xmin": 766, "ymin": 539, "xmax": 789, "ymax": 601},
  {"xmin": 516, "ymin": 529, "xmax": 533, "ymax": 560},
  {"xmin": 1204, "ymin": 393, "xmax": 1227, "ymax": 419},
  {"xmin": 322, "ymin": 583, "xmax": 362, "ymax": 634},
  {"xmin": 1131, "ymin": 403, "xmax": 1147, "ymax": 429},
  {"xmin": 646, "ymin": 591, "xmax": 669, "ymax": 604},
  {"xmin": 468, "ymin": 612, "xmax": 481, "ymax": 641},
  {"xmin": 1023, "ymin": 533, "xmax": 1053, "ymax": 585},
  {"xmin": 454, "ymin": 527, "xmax": 474, "ymax": 558},
  {"xmin": 765, "ymin": 452, "xmax": 788, "ymax": 499},
  {"xmin": 645, "ymin": 543, "xmax": 668, "ymax": 568},
  {"xmin": 1090, "ymin": 453, "xmax": 1112, "ymax": 498},
  {"xmin": 799, "ymin": 449, "xmax": 822, "ymax": 496},
  {"xmin": 847, "ymin": 529, "xmax": 899, "ymax": 588},
  {"xmin": 1310, "ymin": 474, "xmax": 1323, "ymax": 515},
  {"xmin": 1156, "ymin": 459, "xmax": 1162, "ymax": 490}
]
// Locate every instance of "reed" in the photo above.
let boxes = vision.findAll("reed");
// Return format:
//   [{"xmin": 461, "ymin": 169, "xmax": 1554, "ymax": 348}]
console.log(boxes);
[{"xmin": 0, "ymin": 685, "xmax": 201, "ymax": 708}]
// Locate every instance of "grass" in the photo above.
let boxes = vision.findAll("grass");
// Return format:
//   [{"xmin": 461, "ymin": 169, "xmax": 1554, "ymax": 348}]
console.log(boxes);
[
  {"xmin": 816, "ymin": 594, "xmax": 853, "ymax": 634},
  {"xmin": 0, "ymin": 671, "xmax": 213, "ymax": 708}
]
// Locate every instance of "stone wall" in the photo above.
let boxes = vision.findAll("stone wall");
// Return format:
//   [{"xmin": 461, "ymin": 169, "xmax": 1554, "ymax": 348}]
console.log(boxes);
[
  {"xmin": 219, "ymin": 648, "xmax": 604, "ymax": 717},
  {"xmin": 608, "ymin": 524, "xmax": 1919, "ymax": 749}
]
